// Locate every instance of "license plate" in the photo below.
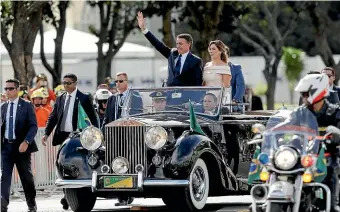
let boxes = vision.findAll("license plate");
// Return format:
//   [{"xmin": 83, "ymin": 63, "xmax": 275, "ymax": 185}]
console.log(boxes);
[{"xmin": 103, "ymin": 176, "xmax": 134, "ymax": 188}]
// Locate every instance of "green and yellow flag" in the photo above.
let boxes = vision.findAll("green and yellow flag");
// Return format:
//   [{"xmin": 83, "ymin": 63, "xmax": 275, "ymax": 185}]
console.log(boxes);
[
  {"xmin": 78, "ymin": 102, "xmax": 92, "ymax": 130},
  {"xmin": 189, "ymin": 101, "xmax": 206, "ymax": 136},
  {"xmin": 313, "ymin": 143, "xmax": 327, "ymax": 183},
  {"xmin": 248, "ymin": 146, "xmax": 261, "ymax": 184}
]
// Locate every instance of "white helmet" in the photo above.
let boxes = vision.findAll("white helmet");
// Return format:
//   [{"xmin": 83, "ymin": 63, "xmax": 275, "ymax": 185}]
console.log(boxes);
[
  {"xmin": 295, "ymin": 73, "xmax": 329, "ymax": 104},
  {"xmin": 95, "ymin": 89, "xmax": 112, "ymax": 101}
]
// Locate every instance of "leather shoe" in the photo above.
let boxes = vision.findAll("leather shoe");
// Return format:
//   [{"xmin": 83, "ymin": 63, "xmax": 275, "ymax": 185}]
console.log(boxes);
[
  {"xmin": 27, "ymin": 206, "xmax": 37, "ymax": 212},
  {"xmin": 60, "ymin": 197, "xmax": 69, "ymax": 210}
]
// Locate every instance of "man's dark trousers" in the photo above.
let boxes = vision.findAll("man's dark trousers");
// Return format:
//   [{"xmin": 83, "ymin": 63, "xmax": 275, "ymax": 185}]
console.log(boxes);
[{"xmin": 1, "ymin": 139, "xmax": 36, "ymax": 211}]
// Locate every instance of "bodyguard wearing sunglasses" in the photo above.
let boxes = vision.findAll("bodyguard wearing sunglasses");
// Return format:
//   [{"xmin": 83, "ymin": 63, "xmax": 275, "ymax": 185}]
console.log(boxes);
[
  {"xmin": 103, "ymin": 72, "xmax": 143, "ymax": 129},
  {"xmin": 1, "ymin": 79, "xmax": 38, "ymax": 212},
  {"xmin": 41, "ymin": 73, "xmax": 99, "ymax": 210}
]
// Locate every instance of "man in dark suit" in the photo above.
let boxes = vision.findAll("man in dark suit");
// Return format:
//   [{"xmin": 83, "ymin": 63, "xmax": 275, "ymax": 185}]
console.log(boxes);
[
  {"xmin": 103, "ymin": 72, "xmax": 143, "ymax": 128},
  {"xmin": 1, "ymin": 79, "xmax": 38, "ymax": 212},
  {"xmin": 41, "ymin": 73, "xmax": 99, "ymax": 209},
  {"xmin": 137, "ymin": 12, "xmax": 203, "ymax": 86}
]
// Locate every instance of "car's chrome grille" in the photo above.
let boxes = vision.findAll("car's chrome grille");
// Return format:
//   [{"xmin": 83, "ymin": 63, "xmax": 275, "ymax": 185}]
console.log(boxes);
[{"xmin": 105, "ymin": 126, "xmax": 147, "ymax": 175}]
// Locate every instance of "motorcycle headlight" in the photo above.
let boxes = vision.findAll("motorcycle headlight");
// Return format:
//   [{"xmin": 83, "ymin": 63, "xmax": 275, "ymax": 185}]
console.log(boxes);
[
  {"xmin": 80, "ymin": 126, "xmax": 103, "ymax": 151},
  {"xmin": 112, "ymin": 157, "xmax": 129, "ymax": 174},
  {"xmin": 145, "ymin": 126, "xmax": 167, "ymax": 150},
  {"xmin": 274, "ymin": 147, "xmax": 298, "ymax": 170}
]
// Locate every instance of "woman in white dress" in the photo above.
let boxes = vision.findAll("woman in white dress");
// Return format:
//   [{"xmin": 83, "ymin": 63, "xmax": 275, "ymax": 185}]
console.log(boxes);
[
  {"xmin": 202, "ymin": 40, "xmax": 232, "ymax": 87},
  {"xmin": 202, "ymin": 40, "xmax": 232, "ymax": 105}
]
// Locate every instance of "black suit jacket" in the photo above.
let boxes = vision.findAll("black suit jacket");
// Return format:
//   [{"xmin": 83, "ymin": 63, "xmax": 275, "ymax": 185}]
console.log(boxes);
[
  {"xmin": 102, "ymin": 91, "xmax": 143, "ymax": 129},
  {"xmin": 45, "ymin": 89, "xmax": 99, "ymax": 146},
  {"xmin": 1, "ymin": 98, "xmax": 38, "ymax": 153},
  {"xmin": 144, "ymin": 31, "xmax": 203, "ymax": 86}
]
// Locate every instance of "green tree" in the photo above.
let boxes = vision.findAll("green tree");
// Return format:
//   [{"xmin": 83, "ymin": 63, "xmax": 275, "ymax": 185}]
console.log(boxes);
[
  {"xmin": 233, "ymin": 1, "xmax": 306, "ymax": 109},
  {"xmin": 40, "ymin": 1, "xmax": 70, "ymax": 88},
  {"xmin": 283, "ymin": 47, "xmax": 305, "ymax": 104},
  {"xmin": 306, "ymin": 2, "xmax": 340, "ymax": 83},
  {"xmin": 1, "ymin": 1, "xmax": 48, "ymax": 86},
  {"xmin": 87, "ymin": 1, "xmax": 148, "ymax": 86}
]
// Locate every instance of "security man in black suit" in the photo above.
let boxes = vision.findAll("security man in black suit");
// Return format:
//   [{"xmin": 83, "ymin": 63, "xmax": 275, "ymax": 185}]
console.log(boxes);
[
  {"xmin": 41, "ymin": 73, "xmax": 99, "ymax": 210},
  {"xmin": 1, "ymin": 79, "xmax": 38, "ymax": 212}
]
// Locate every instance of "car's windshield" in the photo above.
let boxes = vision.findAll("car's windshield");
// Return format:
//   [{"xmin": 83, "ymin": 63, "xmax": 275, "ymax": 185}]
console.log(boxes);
[
  {"xmin": 261, "ymin": 107, "xmax": 319, "ymax": 155},
  {"xmin": 122, "ymin": 87, "xmax": 229, "ymax": 116}
]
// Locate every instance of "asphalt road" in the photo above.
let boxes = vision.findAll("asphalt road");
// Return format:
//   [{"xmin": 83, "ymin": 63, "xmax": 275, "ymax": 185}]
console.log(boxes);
[{"xmin": 8, "ymin": 195, "xmax": 252, "ymax": 212}]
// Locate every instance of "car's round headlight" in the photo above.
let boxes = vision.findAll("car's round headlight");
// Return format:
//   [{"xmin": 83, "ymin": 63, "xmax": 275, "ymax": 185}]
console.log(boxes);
[
  {"xmin": 112, "ymin": 157, "xmax": 129, "ymax": 174},
  {"xmin": 145, "ymin": 126, "xmax": 167, "ymax": 150},
  {"xmin": 274, "ymin": 147, "xmax": 298, "ymax": 170},
  {"xmin": 80, "ymin": 126, "xmax": 103, "ymax": 151}
]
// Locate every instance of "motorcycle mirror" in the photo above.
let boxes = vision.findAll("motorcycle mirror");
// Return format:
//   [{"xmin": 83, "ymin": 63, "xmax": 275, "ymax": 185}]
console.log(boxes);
[
  {"xmin": 326, "ymin": 126, "xmax": 340, "ymax": 136},
  {"xmin": 252, "ymin": 123, "xmax": 265, "ymax": 134}
]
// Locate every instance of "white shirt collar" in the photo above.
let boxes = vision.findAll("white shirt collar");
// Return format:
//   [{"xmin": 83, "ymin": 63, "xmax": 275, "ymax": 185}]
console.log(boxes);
[
  {"xmin": 8, "ymin": 97, "xmax": 19, "ymax": 105},
  {"xmin": 180, "ymin": 51, "xmax": 189, "ymax": 58},
  {"xmin": 67, "ymin": 88, "xmax": 78, "ymax": 97},
  {"xmin": 118, "ymin": 89, "xmax": 129, "ymax": 96}
]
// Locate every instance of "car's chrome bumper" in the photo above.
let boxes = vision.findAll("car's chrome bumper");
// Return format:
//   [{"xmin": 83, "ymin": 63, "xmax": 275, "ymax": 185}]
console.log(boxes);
[{"xmin": 55, "ymin": 171, "xmax": 189, "ymax": 190}]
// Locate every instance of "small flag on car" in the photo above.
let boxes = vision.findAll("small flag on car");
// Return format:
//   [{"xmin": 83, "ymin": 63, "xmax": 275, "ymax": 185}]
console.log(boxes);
[
  {"xmin": 313, "ymin": 143, "xmax": 327, "ymax": 183},
  {"xmin": 189, "ymin": 101, "xmax": 206, "ymax": 136},
  {"xmin": 247, "ymin": 146, "xmax": 261, "ymax": 184},
  {"xmin": 78, "ymin": 102, "xmax": 92, "ymax": 130}
]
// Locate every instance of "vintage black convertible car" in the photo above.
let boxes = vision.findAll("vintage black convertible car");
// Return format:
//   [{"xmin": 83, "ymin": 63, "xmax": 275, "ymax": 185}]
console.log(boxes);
[{"xmin": 55, "ymin": 87, "xmax": 283, "ymax": 212}]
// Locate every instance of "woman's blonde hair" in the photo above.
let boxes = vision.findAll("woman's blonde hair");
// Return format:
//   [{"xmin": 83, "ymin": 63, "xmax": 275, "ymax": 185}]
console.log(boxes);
[{"xmin": 208, "ymin": 40, "xmax": 229, "ymax": 63}]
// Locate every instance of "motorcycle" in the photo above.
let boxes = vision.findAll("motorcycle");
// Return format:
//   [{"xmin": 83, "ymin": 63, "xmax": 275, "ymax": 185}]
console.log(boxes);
[{"xmin": 248, "ymin": 107, "xmax": 340, "ymax": 212}]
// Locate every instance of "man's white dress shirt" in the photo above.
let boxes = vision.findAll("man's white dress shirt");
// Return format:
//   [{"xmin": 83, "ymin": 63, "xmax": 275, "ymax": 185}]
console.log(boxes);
[
  {"xmin": 5, "ymin": 97, "xmax": 19, "ymax": 139},
  {"xmin": 63, "ymin": 88, "xmax": 77, "ymax": 132}
]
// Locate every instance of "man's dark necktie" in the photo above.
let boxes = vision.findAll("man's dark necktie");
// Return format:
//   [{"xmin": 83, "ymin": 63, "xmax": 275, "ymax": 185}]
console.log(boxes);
[
  {"xmin": 8, "ymin": 102, "xmax": 14, "ymax": 140},
  {"xmin": 117, "ymin": 94, "xmax": 123, "ymax": 119},
  {"xmin": 174, "ymin": 54, "xmax": 182, "ymax": 76},
  {"xmin": 60, "ymin": 95, "xmax": 71, "ymax": 131}
]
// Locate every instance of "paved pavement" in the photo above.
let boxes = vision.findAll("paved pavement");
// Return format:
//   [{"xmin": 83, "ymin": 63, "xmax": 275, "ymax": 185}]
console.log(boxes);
[{"xmin": 8, "ymin": 195, "xmax": 252, "ymax": 212}]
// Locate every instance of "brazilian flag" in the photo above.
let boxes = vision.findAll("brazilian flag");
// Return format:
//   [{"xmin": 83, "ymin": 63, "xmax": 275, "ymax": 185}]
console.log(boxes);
[
  {"xmin": 78, "ymin": 102, "xmax": 92, "ymax": 130},
  {"xmin": 248, "ymin": 146, "xmax": 261, "ymax": 184},
  {"xmin": 314, "ymin": 143, "xmax": 327, "ymax": 183},
  {"xmin": 189, "ymin": 101, "xmax": 206, "ymax": 136}
]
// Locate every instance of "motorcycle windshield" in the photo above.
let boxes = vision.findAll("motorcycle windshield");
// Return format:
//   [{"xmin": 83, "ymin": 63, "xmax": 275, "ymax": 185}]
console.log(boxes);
[{"xmin": 261, "ymin": 107, "xmax": 319, "ymax": 156}]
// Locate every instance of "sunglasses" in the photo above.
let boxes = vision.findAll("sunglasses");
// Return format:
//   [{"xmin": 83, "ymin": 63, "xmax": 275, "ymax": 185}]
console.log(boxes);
[
  {"xmin": 115, "ymin": 80, "xmax": 126, "ymax": 83},
  {"xmin": 4, "ymin": 87, "xmax": 16, "ymax": 91},
  {"xmin": 62, "ymin": 81, "xmax": 74, "ymax": 85}
]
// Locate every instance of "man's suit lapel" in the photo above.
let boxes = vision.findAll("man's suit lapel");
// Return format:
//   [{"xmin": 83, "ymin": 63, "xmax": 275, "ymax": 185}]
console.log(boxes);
[
  {"xmin": 15, "ymin": 98, "xmax": 23, "ymax": 126},
  {"xmin": 171, "ymin": 51, "xmax": 180, "ymax": 74},
  {"xmin": 72, "ymin": 90, "xmax": 80, "ymax": 130},
  {"xmin": 1, "ymin": 102, "xmax": 8, "ymax": 126}
]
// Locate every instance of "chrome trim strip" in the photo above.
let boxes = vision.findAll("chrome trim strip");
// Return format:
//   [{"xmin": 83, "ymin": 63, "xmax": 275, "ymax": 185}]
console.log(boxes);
[
  {"xmin": 55, "ymin": 179, "xmax": 91, "ymax": 188},
  {"xmin": 143, "ymin": 180, "xmax": 189, "ymax": 187},
  {"xmin": 137, "ymin": 171, "xmax": 143, "ymax": 191},
  {"xmin": 91, "ymin": 171, "xmax": 98, "ymax": 192}
]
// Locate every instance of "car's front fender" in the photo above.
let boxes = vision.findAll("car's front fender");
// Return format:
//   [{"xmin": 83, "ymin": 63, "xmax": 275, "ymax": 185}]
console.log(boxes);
[
  {"xmin": 56, "ymin": 137, "xmax": 102, "ymax": 180},
  {"xmin": 165, "ymin": 133, "xmax": 224, "ymax": 179}
]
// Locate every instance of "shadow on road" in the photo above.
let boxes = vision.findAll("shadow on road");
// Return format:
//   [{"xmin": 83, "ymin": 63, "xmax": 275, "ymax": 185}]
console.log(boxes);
[{"xmin": 92, "ymin": 203, "xmax": 249, "ymax": 212}]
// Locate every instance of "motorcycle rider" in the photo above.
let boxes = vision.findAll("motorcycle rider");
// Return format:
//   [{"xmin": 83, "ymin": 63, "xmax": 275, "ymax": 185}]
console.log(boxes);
[
  {"xmin": 295, "ymin": 73, "xmax": 340, "ymax": 212},
  {"xmin": 94, "ymin": 88, "xmax": 112, "ymax": 128}
]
